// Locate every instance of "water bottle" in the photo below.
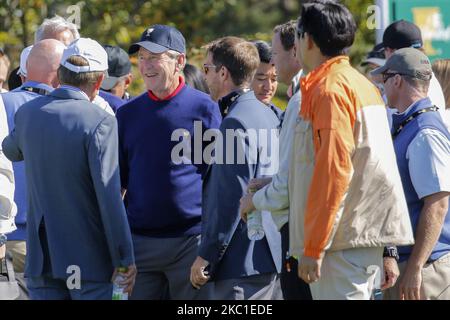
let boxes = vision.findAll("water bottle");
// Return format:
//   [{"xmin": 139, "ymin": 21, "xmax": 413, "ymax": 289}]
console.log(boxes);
[
  {"xmin": 246, "ymin": 187, "xmax": 265, "ymax": 241},
  {"xmin": 247, "ymin": 211, "xmax": 265, "ymax": 240},
  {"xmin": 112, "ymin": 267, "xmax": 128, "ymax": 300}
]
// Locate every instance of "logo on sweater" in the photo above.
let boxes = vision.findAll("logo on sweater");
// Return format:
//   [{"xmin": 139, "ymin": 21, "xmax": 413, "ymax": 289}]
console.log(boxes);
[{"xmin": 171, "ymin": 121, "xmax": 279, "ymax": 175}]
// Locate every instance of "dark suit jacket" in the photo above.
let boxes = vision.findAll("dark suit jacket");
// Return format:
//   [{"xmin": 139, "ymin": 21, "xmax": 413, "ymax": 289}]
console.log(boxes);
[
  {"xmin": 199, "ymin": 90, "xmax": 281, "ymax": 281},
  {"xmin": 2, "ymin": 87, "xmax": 134, "ymax": 282}
]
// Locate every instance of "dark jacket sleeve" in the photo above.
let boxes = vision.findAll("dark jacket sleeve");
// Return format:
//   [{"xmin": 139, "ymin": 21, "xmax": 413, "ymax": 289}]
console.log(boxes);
[
  {"xmin": 199, "ymin": 116, "xmax": 254, "ymax": 265},
  {"xmin": 87, "ymin": 115, "xmax": 134, "ymax": 268}
]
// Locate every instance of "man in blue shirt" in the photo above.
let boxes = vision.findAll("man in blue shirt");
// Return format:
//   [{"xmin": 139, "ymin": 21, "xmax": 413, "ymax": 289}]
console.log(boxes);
[
  {"xmin": 1, "ymin": 39, "xmax": 65, "ymax": 273},
  {"xmin": 372, "ymin": 48, "xmax": 450, "ymax": 300},
  {"xmin": 117, "ymin": 25, "xmax": 221, "ymax": 300}
]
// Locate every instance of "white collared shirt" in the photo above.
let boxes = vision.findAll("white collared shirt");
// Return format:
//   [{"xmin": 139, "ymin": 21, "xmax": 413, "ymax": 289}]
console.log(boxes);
[{"xmin": 59, "ymin": 85, "xmax": 114, "ymax": 115}]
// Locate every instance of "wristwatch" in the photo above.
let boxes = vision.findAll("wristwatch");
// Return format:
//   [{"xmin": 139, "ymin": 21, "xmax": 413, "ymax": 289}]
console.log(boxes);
[
  {"xmin": 0, "ymin": 233, "xmax": 7, "ymax": 246},
  {"xmin": 383, "ymin": 246, "xmax": 399, "ymax": 261}
]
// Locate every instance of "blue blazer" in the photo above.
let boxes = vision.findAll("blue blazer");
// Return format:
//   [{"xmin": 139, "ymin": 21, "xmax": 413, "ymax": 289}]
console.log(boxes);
[
  {"xmin": 2, "ymin": 88, "xmax": 134, "ymax": 282},
  {"xmin": 199, "ymin": 91, "xmax": 281, "ymax": 281},
  {"xmin": 1, "ymin": 81, "xmax": 54, "ymax": 241}
]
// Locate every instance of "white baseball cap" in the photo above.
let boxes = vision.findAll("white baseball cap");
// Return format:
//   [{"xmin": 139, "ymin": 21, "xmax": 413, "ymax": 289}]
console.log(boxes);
[
  {"xmin": 60, "ymin": 38, "xmax": 108, "ymax": 73},
  {"xmin": 17, "ymin": 45, "xmax": 33, "ymax": 77}
]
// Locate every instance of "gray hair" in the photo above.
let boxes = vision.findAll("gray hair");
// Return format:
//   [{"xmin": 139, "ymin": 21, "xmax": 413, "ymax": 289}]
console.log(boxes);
[
  {"xmin": 35, "ymin": 16, "xmax": 80, "ymax": 43},
  {"xmin": 166, "ymin": 50, "xmax": 185, "ymax": 70}
]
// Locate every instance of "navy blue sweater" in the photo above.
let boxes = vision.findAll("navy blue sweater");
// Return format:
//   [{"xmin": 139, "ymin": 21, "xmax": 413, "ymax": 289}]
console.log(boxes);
[{"xmin": 116, "ymin": 84, "xmax": 221, "ymax": 237}]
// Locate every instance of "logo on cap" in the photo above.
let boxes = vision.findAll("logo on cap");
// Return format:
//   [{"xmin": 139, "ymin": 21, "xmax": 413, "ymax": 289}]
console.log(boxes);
[{"xmin": 146, "ymin": 28, "xmax": 154, "ymax": 37}]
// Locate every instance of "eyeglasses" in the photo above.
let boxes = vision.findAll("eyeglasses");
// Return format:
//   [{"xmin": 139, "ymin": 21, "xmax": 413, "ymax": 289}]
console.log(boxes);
[
  {"xmin": 382, "ymin": 72, "xmax": 405, "ymax": 83},
  {"xmin": 203, "ymin": 64, "xmax": 218, "ymax": 75}
]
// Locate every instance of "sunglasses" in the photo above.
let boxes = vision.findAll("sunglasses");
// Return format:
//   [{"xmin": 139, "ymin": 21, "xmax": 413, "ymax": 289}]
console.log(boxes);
[
  {"xmin": 382, "ymin": 72, "xmax": 406, "ymax": 83},
  {"xmin": 203, "ymin": 64, "xmax": 218, "ymax": 75}
]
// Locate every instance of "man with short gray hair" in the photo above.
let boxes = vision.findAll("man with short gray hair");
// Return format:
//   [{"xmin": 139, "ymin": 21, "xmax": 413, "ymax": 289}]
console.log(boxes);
[
  {"xmin": 35, "ymin": 15, "xmax": 80, "ymax": 46},
  {"xmin": 372, "ymin": 48, "xmax": 450, "ymax": 300},
  {"xmin": 2, "ymin": 38, "xmax": 136, "ymax": 300}
]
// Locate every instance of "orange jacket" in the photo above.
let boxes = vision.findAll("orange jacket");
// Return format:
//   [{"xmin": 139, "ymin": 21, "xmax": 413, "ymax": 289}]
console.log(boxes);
[{"xmin": 290, "ymin": 56, "xmax": 413, "ymax": 258}]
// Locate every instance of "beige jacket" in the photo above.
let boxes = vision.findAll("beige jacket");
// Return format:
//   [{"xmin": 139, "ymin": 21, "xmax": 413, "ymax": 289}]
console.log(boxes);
[{"xmin": 288, "ymin": 57, "xmax": 414, "ymax": 258}]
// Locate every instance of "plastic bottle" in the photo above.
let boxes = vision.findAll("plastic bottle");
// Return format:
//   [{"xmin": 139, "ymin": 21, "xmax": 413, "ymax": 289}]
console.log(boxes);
[
  {"xmin": 246, "ymin": 186, "xmax": 265, "ymax": 240},
  {"xmin": 112, "ymin": 267, "xmax": 128, "ymax": 300},
  {"xmin": 247, "ymin": 211, "xmax": 265, "ymax": 240}
]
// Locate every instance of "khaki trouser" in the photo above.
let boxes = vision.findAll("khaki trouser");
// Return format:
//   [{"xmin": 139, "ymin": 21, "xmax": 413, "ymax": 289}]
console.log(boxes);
[
  {"xmin": 384, "ymin": 253, "xmax": 450, "ymax": 300},
  {"xmin": 6, "ymin": 240, "xmax": 26, "ymax": 273},
  {"xmin": 309, "ymin": 247, "xmax": 383, "ymax": 300}
]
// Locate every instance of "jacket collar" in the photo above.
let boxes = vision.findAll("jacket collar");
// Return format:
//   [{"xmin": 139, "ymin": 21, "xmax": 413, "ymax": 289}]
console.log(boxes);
[
  {"xmin": 218, "ymin": 89, "xmax": 254, "ymax": 117},
  {"xmin": 300, "ymin": 56, "xmax": 349, "ymax": 121},
  {"xmin": 391, "ymin": 97, "xmax": 433, "ymax": 132},
  {"xmin": 49, "ymin": 86, "xmax": 91, "ymax": 101}
]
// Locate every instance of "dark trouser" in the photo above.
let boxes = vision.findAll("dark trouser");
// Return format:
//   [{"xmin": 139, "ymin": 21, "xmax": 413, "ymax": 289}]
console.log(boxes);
[
  {"xmin": 130, "ymin": 233, "xmax": 212, "ymax": 300},
  {"xmin": 280, "ymin": 223, "xmax": 312, "ymax": 300}
]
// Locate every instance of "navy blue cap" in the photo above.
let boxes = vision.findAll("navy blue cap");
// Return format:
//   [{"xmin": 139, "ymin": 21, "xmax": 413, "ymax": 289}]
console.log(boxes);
[{"xmin": 128, "ymin": 24, "xmax": 186, "ymax": 55}]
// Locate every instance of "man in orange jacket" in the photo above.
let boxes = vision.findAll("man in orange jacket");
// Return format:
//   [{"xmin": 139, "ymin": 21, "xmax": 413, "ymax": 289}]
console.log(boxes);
[{"xmin": 290, "ymin": 0, "xmax": 414, "ymax": 299}]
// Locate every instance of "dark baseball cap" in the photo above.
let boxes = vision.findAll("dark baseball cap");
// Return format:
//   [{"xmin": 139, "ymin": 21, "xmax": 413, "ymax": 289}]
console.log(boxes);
[
  {"xmin": 382, "ymin": 20, "xmax": 423, "ymax": 50},
  {"xmin": 128, "ymin": 24, "xmax": 186, "ymax": 55},
  {"xmin": 361, "ymin": 43, "xmax": 386, "ymax": 67},
  {"xmin": 101, "ymin": 45, "xmax": 132, "ymax": 91},
  {"xmin": 371, "ymin": 48, "xmax": 432, "ymax": 81}
]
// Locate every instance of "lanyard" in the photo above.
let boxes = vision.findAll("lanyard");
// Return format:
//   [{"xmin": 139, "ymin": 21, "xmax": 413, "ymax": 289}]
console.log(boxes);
[
  {"xmin": 21, "ymin": 86, "xmax": 50, "ymax": 96},
  {"xmin": 392, "ymin": 106, "xmax": 438, "ymax": 139}
]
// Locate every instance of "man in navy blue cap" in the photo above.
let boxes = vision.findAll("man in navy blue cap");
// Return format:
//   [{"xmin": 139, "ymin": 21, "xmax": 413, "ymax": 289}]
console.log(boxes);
[{"xmin": 117, "ymin": 24, "xmax": 221, "ymax": 300}]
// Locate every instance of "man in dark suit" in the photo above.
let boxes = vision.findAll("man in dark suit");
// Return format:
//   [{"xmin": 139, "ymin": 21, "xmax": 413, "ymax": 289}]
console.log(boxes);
[
  {"xmin": 2, "ymin": 38, "xmax": 136, "ymax": 300},
  {"xmin": 190, "ymin": 37, "xmax": 282, "ymax": 300}
]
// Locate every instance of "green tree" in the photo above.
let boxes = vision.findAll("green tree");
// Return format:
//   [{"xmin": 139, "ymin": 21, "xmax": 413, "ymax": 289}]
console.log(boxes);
[{"xmin": 0, "ymin": 0, "xmax": 377, "ymax": 96}]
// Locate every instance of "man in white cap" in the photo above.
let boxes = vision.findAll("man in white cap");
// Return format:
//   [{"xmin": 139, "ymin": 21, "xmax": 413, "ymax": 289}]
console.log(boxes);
[
  {"xmin": 2, "ymin": 38, "xmax": 136, "ymax": 300},
  {"xmin": 16, "ymin": 46, "xmax": 33, "ymax": 83}
]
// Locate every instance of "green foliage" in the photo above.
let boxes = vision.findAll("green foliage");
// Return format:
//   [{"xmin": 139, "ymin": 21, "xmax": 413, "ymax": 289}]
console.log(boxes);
[{"xmin": 0, "ymin": 0, "xmax": 376, "ymax": 95}]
